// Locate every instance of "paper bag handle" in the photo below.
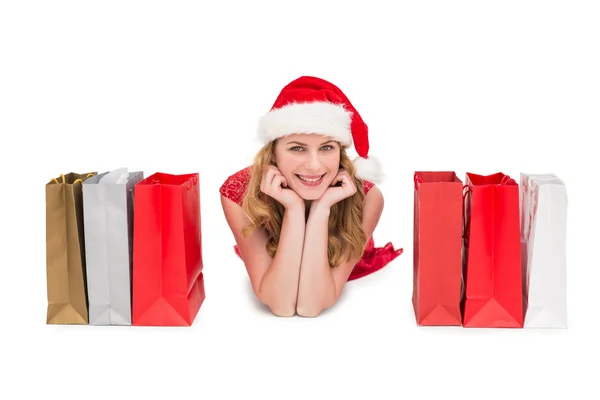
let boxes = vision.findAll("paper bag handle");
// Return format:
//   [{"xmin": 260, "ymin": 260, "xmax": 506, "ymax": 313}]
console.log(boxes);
[
  {"xmin": 500, "ymin": 174, "xmax": 516, "ymax": 185},
  {"xmin": 462, "ymin": 184, "xmax": 472, "ymax": 248},
  {"xmin": 51, "ymin": 173, "xmax": 94, "ymax": 185},
  {"xmin": 414, "ymin": 173, "xmax": 423, "ymax": 190},
  {"xmin": 50, "ymin": 174, "xmax": 65, "ymax": 184}
]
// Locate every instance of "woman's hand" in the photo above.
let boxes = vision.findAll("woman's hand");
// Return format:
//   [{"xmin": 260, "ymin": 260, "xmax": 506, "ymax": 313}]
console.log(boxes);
[
  {"xmin": 260, "ymin": 165, "xmax": 304, "ymax": 210},
  {"xmin": 313, "ymin": 169, "xmax": 357, "ymax": 210}
]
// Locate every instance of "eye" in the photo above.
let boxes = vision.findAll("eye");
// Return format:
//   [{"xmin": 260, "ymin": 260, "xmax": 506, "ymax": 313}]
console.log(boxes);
[
  {"xmin": 289, "ymin": 146, "xmax": 304, "ymax": 151},
  {"xmin": 321, "ymin": 145, "xmax": 334, "ymax": 151}
]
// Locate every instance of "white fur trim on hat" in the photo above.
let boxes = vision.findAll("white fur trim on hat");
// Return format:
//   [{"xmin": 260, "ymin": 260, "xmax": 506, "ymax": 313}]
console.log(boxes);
[
  {"xmin": 258, "ymin": 102, "xmax": 353, "ymax": 145},
  {"xmin": 353, "ymin": 155, "xmax": 383, "ymax": 184}
]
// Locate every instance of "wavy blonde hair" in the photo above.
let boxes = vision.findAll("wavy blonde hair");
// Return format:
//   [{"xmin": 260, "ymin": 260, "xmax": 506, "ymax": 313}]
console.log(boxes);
[{"xmin": 241, "ymin": 140, "xmax": 368, "ymax": 268}]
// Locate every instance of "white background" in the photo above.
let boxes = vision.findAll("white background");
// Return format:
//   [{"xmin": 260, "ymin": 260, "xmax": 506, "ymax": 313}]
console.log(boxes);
[{"xmin": 1, "ymin": 1, "xmax": 598, "ymax": 399}]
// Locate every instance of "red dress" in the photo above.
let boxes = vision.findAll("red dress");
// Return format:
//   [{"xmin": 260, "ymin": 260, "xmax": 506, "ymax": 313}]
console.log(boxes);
[{"xmin": 219, "ymin": 167, "xmax": 403, "ymax": 281}]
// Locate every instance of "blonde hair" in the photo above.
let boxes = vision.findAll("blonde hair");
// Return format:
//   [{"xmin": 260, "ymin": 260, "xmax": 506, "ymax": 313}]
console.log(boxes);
[{"xmin": 241, "ymin": 140, "xmax": 368, "ymax": 268}]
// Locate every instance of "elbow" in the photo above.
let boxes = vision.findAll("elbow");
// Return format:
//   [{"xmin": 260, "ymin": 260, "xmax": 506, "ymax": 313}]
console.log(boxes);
[
  {"xmin": 268, "ymin": 303, "xmax": 296, "ymax": 317},
  {"xmin": 256, "ymin": 286, "xmax": 296, "ymax": 317},
  {"xmin": 296, "ymin": 296, "xmax": 334, "ymax": 318},
  {"xmin": 296, "ymin": 284, "xmax": 338, "ymax": 318},
  {"xmin": 296, "ymin": 304, "xmax": 324, "ymax": 318}
]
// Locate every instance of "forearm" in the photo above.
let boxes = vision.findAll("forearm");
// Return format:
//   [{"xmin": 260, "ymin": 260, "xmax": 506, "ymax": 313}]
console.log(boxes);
[
  {"xmin": 296, "ymin": 203, "xmax": 336, "ymax": 316},
  {"xmin": 258, "ymin": 204, "xmax": 306, "ymax": 316}
]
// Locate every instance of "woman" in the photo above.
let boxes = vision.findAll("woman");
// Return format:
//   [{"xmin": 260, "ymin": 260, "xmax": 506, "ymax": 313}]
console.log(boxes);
[{"xmin": 220, "ymin": 76, "xmax": 402, "ymax": 318}]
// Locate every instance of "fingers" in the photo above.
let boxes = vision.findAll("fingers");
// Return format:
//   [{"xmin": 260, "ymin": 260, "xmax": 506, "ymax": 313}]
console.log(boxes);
[
  {"xmin": 272, "ymin": 174, "xmax": 286, "ymax": 192},
  {"xmin": 339, "ymin": 174, "xmax": 352, "ymax": 190},
  {"xmin": 332, "ymin": 170, "xmax": 349, "ymax": 186},
  {"xmin": 339, "ymin": 173, "xmax": 351, "ymax": 185},
  {"xmin": 261, "ymin": 166, "xmax": 285, "ymax": 193},
  {"xmin": 332, "ymin": 174, "xmax": 344, "ymax": 186},
  {"xmin": 266, "ymin": 167, "xmax": 277, "ymax": 186},
  {"xmin": 334, "ymin": 170, "xmax": 357, "ymax": 194},
  {"xmin": 261, "ymin": 166, "xmax": 276, "ymax": 189}
]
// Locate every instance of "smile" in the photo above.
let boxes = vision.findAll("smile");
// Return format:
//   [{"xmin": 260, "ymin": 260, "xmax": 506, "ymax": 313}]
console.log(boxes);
[{"xmin": 295, "ymin": 174, "xmax": 326, "ymax": 186}]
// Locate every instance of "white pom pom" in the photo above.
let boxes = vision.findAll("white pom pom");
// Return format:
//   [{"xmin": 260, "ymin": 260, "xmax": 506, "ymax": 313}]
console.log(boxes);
[{"xmin": 353, "ymin": 155, "xmax": 383, "ymax": 184}]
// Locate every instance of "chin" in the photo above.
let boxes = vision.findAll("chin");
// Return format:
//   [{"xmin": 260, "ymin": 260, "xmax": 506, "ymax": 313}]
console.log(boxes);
[{"xmin": 295, "ymin": 190, "xmax": 325, "ymax": 201}]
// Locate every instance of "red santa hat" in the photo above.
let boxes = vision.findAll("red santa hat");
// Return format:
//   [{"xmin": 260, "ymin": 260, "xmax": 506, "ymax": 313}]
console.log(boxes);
[{"xmin": 257, "ymin": 76, "xmax": 383, "ymax": 184}]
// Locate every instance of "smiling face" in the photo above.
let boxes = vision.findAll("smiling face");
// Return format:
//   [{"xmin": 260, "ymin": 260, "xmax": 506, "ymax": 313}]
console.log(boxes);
[{"xmin": 273, "ymin": 133, "xmax": 341, "ymax": 200}]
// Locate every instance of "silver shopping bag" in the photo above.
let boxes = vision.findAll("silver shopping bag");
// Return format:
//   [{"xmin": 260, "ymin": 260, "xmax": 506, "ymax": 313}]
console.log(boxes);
[
  {"xmin": 520, "ymin": 173, "xmax": 568, "ymax": 328},
  {"xmin": 82, "ymin": 168, "xmax": 144, "ymax": 325}
]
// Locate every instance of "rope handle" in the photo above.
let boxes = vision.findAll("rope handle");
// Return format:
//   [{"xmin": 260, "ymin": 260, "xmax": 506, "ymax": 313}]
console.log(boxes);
[
  {"xmin": 462, "ymin": 184, "xmax": 472, "ymax": 248},
  {"xmin": 50, "ymin": 174, "xmax": 65, "ymax": 184},
  {"xmin": 51, "ymin": 173, "xmax": 94, "ymax": 184},
  {"xmin": 414, "ymin": 173, "xmax": 423, "ymax": 190},
  {"xmin": 500, "ymin": 174, "xmax": 517, "ymax": 185}
]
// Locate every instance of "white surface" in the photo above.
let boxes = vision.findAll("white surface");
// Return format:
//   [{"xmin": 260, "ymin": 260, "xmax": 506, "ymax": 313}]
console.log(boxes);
[{"xmin": 1, "ymin": 1, "xmax": 598, "ymax": 399}]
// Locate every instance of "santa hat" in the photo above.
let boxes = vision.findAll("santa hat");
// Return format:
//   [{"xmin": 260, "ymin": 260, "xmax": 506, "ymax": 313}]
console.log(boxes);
[{"xmin": 257, "ymin": 76, "xmax": 383, "ymax": 184}]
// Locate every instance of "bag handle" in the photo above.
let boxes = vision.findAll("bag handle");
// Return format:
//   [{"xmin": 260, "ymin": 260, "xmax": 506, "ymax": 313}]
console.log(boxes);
[
  {"xmin": 50, "ymin": 174, "xmax": 65, "ymax": 184},
  {"xmin": 50, "ymin": 173, "xmax": 94, "ymax": 185},
  {"xmin": 462, "ymin": 184, "xmax": 472, "ymax": 248},
  {"xmin": 500, "ymin": 174, "xmax": 516, "ymax": 185},
  {"xmin": 414, "ymin": 173, "xmax": 423, "ymax": 190}
]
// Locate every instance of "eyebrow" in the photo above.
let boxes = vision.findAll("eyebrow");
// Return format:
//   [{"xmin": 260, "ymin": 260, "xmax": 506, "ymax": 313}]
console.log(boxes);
[{"xmin": 286, "ymin": 140, "xmax": 336, "ymax": 146}]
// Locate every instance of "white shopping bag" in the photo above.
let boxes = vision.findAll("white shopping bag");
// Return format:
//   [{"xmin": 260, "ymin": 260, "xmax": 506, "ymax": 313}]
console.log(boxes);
[
  {"xmin": 520, "ymin": 173, "xmax": 568, "ymax": 328},
  {"xmin": 82, "ymin": 167, "xmax": 144, "ymax": 325}
]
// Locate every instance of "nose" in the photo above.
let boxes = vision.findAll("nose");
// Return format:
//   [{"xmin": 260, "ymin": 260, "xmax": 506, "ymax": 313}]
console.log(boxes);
[{"xmin": 304, "ymin": 150, "xmax": 322, "ymax": 172}]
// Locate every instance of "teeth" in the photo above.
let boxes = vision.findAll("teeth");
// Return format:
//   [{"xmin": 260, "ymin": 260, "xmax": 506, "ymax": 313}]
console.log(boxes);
[{"xmin": 298, "ymin": 175, "xmax": 322, "ymax": 183}]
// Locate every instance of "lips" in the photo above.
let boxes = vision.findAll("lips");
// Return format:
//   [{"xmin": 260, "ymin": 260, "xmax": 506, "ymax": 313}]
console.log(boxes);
[{"xmin": 295, "ymin": 173, "xmax": 325, "ymax": 187}]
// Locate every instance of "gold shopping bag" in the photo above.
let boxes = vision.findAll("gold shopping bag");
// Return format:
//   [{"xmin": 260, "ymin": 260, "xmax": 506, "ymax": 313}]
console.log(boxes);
[{"xmin": 45, "ymin": 172, "xmax": 96, "ymax": 324}]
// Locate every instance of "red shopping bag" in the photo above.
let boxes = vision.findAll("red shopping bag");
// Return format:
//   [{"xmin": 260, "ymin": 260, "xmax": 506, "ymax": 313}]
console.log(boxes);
[
  {"xmin": 132, "ymin": 172, "xmax": 205, "ymax": 326},
  {"xmin": 412, "ymin": 172, "xmax": 464, "ymax": 326},
  {"xmin": 461, "ymin": 172, "xmax": 524, "ymax": 328}
]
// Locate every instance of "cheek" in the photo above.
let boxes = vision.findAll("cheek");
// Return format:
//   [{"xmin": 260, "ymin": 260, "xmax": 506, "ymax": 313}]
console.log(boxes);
[
  {"xmin": 325, "ymin": 153, "xmax": 341, "ymax": 171},
  {"xmin": 274, "ymin": 154, "xmax": 297, "ymax": 177}
]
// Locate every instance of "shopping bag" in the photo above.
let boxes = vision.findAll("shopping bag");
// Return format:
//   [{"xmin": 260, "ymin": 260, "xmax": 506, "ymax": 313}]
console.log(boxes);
[
  {"xmin": 412, "ymin": 172, "xmax": 464, "ymax": 326},
  {"xmin": 520, "ymin": 173, "xmax": 568, "ymax": 328},
  {"xmin": 132, "ymin": 172, "xmax": 205, "ymax": 326},
  {"xmin": 82, "ymin": 168, "xmax": 144, "ymax": 325},
  {"xmin": 461, "ymin": 172, "xmax": 524, "ymax": 328},
  {"xmin": 46, "ymin": 172, "xmax": 96, "ymax": 324}
]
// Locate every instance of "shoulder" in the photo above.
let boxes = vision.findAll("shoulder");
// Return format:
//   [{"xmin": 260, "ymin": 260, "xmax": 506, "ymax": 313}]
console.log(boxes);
[
  {"xmin": 360, "ymin": 180, "xmax": 384, "ymax": 232},
  {"xmin": 362, "ymin": 180, "xmax": 383, "ymax": 206},
  {"xmin": 361, "ymin": 179, "xmax": 383, "ymax": 213},
  {"xmin": 219, "ymin": 166, "xmax": 252, "ymax": 206},
  {"xmin": 362, "ymin": 179, "xmax": 375, "ymax": 194}
]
